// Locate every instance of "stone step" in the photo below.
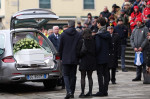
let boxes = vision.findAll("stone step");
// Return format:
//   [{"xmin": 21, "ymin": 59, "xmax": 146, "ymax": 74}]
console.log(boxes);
[
  {"xmin": 126, "ymin": 46, "xmax": 133, "ymax": 50},
  {"xmin": 125, "ymin": 55, "xmax": 135, "ymax": 60},
  {"xmin": 118, "ymin": 64, "xmax": 136, "ymax": 71},
  {"xmin": 125, "ymin": 51, "xmax": 135, "ymax": 54},
  {"xmin": 125, "ymin": 53, "xmax": 134, "ymax": 56},
  {"xmin": 118, "ymin": 59, "xmax": 134, "ymax": 63},
  {"xmin": 118, "ymin": 59, "xmax": 134, "ymax": 66}
]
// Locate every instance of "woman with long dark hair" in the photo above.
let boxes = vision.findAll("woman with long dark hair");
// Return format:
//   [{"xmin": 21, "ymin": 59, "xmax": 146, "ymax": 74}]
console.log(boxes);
[{"xmin": 77, "ymin": 28, "xmax": 96, "ymax": 98}]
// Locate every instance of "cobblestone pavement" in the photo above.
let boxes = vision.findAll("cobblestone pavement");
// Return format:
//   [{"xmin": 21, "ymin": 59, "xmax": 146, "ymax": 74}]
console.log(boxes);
[{"xmin": 0, "ymin": 70, "xmax": 150, "ymax": 99}]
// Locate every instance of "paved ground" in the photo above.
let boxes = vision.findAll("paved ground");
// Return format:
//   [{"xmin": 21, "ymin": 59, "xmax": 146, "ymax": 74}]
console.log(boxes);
[{"xmin": 0, "ymin": 70, "xmax": 150, "ymax": 99}]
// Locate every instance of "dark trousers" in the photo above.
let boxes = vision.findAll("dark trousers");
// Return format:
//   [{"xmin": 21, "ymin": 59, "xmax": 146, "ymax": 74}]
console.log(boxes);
[
  {"xmin": 62, "ymin": 64, "xmax": 77, "ymax": 94},
  {"xmin": 109, "ymin": 68, "xmax": 116, "ymax": 82},
  {"xmin": 136, "ymin": 50, "xmax": 147, "ymax": 79},
  {"xmin": 97, "ymin": 64, "xmax": 109, "ymax": 94}
]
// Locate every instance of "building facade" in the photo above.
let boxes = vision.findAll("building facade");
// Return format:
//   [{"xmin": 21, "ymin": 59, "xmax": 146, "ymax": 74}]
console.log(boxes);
[{"xmin": 0, "ymin": 0, "xmax": 123, "ymax": 29}]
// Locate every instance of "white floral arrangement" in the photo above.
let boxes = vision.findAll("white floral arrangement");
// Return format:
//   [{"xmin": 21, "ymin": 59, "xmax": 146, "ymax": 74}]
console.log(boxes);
[{"xmin": 13, "ymin": 38, "xmax": 40, "ymax": 54}]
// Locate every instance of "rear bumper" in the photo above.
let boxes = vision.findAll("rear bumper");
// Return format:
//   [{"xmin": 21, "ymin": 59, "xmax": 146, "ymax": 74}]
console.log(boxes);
[{"xmin": 0, "ymin": 71, "xmax": 61, "ymax": 83}]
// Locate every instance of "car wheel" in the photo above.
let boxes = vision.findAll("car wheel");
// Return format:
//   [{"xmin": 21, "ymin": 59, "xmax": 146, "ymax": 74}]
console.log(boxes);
[{"xmin": 43, "ymin": 79, "xmax": 57, "ymax": 89}]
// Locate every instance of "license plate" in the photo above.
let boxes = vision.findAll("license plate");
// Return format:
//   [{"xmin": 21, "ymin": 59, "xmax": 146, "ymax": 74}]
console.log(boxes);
[{"xmin": 26, "ymin": 74, "xmax": 48, "ymax": 80}]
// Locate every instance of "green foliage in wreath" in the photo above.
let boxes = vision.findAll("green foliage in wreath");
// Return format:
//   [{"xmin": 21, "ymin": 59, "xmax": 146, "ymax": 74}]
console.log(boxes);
[{"xmin": 13, "ymin": 38, "xmax": 41, "ymax": 53}]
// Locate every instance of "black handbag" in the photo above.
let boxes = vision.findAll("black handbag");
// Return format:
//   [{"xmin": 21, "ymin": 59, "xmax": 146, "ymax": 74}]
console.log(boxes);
[
  {"xmin": 80, "ymin": 39, "xmax": 87, "ymax": 56},
  {"xmin": 143, "ymin": 71, "xmax": 150, "ymax": 84}
]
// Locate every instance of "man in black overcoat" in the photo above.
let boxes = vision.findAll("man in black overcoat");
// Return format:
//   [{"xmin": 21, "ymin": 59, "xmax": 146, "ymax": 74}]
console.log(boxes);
[
  {"xmin": 93, "ymin": 17, "xmax": 111, "ymax": 97},
  {"xmin": 59, "ymin": 20, "xmax": 81, "ymax": 99}
]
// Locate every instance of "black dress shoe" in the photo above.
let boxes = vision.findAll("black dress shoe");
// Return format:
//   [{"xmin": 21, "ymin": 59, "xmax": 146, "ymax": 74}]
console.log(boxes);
[
  {"xmin": 93, "ymin": 92, "xmax": 104, "ymax": 97},
  {"xmin": 85, "ymin": 92, "xmax": 92, "ymax": 96},
  {"xmin": 132, "ymin": 78, "xmax": 141, "ymax": 81},
  {"xmin": 112, "ymin": 81, "xmax": 117, "ymax": 84},
  {"xmin": 103, "ymin": 93, "xmax": 108, "ymax": 96},
  {"xmin": 70, "ymin": 94, "xmax": 74, "ymax": 98},
  {"xmin": 79, "ymin": 93, "xmax": 85, "ymax": 98},
  {"xmin": 122, "ymin": 68, "xmax": 128, "ymax": 72},
  {"xmin": 64, "ymin": 92, "xmax": 73, "ymax": 99}
]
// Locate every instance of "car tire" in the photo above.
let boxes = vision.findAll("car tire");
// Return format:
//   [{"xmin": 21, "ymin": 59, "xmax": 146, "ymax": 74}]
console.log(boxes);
[{"xmin": 43, "ymin": 79, "xmax": 57, "ymax": 89}]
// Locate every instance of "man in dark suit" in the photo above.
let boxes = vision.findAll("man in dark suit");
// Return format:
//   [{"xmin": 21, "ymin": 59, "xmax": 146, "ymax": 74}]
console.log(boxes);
[
  {"xmin": 59, "ymin": 21, "xmax": 81, "ymax": 99},
  {"xmin": 107, "ymin": 25, "xmax": 121, "ymax": 84},
  {"xmin": 94, "ymin": 17, "xmax": 111, "ymax": 97},
  {"xmin": 114, "ymin": 17, "xmax": 128, "ymax": 72},
  {"xmin": 48, "ymin": 26, "xmax": 60, "ymax": 51}
]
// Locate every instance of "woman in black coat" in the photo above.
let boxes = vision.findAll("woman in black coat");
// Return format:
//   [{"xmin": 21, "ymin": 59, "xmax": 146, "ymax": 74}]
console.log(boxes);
[
  {"xmin": 107, "ymin": 26, "xmax": 121, "ymax": 84},
  {"xmin": 77, "ymin": 28, "xmax": 96, "ymax": 97}
]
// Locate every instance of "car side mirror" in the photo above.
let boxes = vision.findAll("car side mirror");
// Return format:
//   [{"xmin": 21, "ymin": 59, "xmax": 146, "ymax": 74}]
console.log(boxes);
[{"xmin": 0, "ymin": 48, "xmax": 4, "ymax": 56}]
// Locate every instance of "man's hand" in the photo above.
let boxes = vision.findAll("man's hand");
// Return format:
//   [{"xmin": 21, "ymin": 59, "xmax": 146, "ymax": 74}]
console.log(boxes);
[
  {"xmin": 147, "ymin": 32, "xmax": 150, "ymax": 36},
  {"xmin": 138, "ymin": 47, "xmax": 143, "ymax": 52},
  {"xmin": 134, "ymin": 48, "xmax": 138, "ymax": 52},
  {"xmin": 147, "ymin": 32, "xmax": 150, "ymax": 39},
  {"xmin": 147, "ymin": 67, "xmax": 150, "ymax": 73}
]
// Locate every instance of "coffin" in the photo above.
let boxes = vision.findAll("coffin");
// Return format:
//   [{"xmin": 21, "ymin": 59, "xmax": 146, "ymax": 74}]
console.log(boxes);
[{"xmin": 14, "ymin": 49, "xmax": 44, "ymax": 65}]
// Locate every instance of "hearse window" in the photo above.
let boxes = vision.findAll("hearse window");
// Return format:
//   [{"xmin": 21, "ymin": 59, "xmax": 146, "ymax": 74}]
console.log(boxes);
[{"xmin": 0, "ymin": 34, "xmax": 5, "ymax": 48}]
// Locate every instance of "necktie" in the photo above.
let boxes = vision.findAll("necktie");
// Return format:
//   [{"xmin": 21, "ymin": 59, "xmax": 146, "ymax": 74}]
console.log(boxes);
[{"xmin": 56, "ymin": 35, "xmax": 58, "ymax": 39}]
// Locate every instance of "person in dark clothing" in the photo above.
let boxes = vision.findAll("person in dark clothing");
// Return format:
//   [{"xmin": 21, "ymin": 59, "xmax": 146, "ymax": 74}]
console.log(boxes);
[
  {"xmin": 59, "ymin": 20, "xmax": 81, "ymax": 99},
  {"xmin": 130, "ymin": 0, "xmax": 136, "ymax": 3},
  {"xmin": 111, "ymin": 4, "xmax": 121, "ymax": 21},
  {"xmin": 77, "ymin": 28, "xmax": 96, "ymax": 98},
  {"xmin": 91, "ymin": 16, "xmax": 99, "ymax": 32},
  {"xmin": 93, "ymin": 17, "xmax": 111, "ymax": 97},
  {"xmin": 119, "ymin": 9, "xmax": 129, "ymax": 26},
  {"xmin": 107, "ymin": 25, "xmax": 121, "ymax": 84},
  {"xmin": 100, "ymin": 6, "xmax": 111, "ymax": 19},
  {"xmin": 76, "ymin": 21, "xmax": 83, "ymax": 30},
  {"xmin": 145, "ymin": 14, "xmax": 150, "ymax": 31},
  {"xmin": 147, "ymin": 32, "xmax": 150, "ymax": 70},
  {"xmin": 91, "ymin": 20, "xmax": 98, "ymax": 33},
  {"xmin": 48, "ymin": 26, "xmax": 60, "ymax": 51},
  {"xmin": 114, "ymin": 17, "xmax": 128, "ymax": 72}
]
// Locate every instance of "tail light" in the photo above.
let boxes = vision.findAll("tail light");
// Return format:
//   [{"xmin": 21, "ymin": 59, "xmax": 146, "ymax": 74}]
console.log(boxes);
[
  {"xmin": 52, "ymin": 70, "xmax": 60, "ymax": 72},
  {"xmin": 55, "ymin": 55, "xmax": 60, "ymax": 60},
  {"xmin": 2, "ymin": 56, "xmax": 15, "ymax": 63},
  {"xmin": 12, "ymin": 73, "xmax": 22, "ymax": 75}
]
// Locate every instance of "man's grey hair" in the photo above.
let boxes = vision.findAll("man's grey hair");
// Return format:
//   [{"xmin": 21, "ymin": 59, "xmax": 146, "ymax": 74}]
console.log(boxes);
[
  {"xmin": 68, "ymin": 20, "xmax": 75, "ymax": 27},
  {"xmin": 53, "ymin": 26, "xmax": 59, "ymax": 30}
]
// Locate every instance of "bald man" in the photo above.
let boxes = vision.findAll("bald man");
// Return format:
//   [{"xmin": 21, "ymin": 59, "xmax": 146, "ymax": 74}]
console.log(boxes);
[{"xmin": 100, "ymin": 6, "xmax": 111, "ymax": 19}]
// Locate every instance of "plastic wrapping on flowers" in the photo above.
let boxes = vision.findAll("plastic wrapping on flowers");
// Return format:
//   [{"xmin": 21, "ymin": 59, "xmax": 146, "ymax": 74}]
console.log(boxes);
[{"xmin": 13, "ymin": 38, "xmax": 41, "ymax": 54}]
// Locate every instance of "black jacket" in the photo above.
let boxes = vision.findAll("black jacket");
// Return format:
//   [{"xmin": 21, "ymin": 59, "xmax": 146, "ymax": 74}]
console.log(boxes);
[
  {"xmin": 95, "ymin": 27, "xmax": 111, "ymax": 64},
  {"xmin": 77, "ymin": 38, "xmax": 96, "ymax": 71},
  {"xmin": 114, "ymin": 25, "xmax": 128, "ymax": 45},
  {"xmin": 100, "ymin": 10, "xmax": 111, "ymax": 19},
  {"xmin": 108, "ymin": 33, "xmax": 121, "ymax": 68},
  {"xmin": 145, "ymin": 20, "xmax": 150, "ymax": 31},
  {"xmin": 91, "ymin": 25, "xmax": 98, "ymax": 33},
  {"xmin": 59, "ymin": 27, "xmax": 81, "ymax": 65},
  {"xmin": 48, "ymin": 33, "xmax": 60, "ymax": 51}
]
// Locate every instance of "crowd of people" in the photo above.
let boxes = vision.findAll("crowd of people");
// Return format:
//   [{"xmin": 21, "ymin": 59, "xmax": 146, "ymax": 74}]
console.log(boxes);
[{"xmin": 41, "ymin": 0, "xmax": 150, "ymax": 99}]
